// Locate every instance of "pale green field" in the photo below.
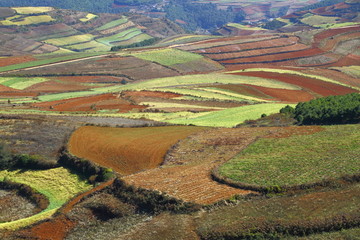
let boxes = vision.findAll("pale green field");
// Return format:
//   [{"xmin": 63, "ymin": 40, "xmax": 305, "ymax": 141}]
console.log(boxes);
[
  {"xmin": 96, "ymin": 17, "xmax": 128, "ymax": 31},
  {"xmin": 44, "ymin": 34, "xmax": 96, "ymax": 46},
  {"xmin": 316, "ymin": 22, "xmax": 360, "ymax": 29},
  {"xmin": 80, "ymin": 13, "xmax": 98, "ymax": 22},
  {"xmin": 1, "ymin": 14, "xmax": 55, "ymax": 26},
  {"xmin": 166, "ymin": 103, "xmax": 292, "ymax": 127},
  {"xmin": 0, "ymin": 167, "xmax": 91, "ymax": 230},
  {"xmin": 66, "ymin": 41, "xmax": 110, "ymax": 52},
  {"xmin": 130, "ymin": 48, "xmax": 204, "ymax": 66},
  {"xmin": 0, "ymin": 77, "xmax": 48, "ymax": 90},
  {"xmin": 114, "ymin": 33, "xmax": 153, "ymax": 46},
  {"xmin": 301, "ymin": 15, "xmax": 339, "ymax": 26},
  {"xmin": 96, "ymin": 28, "xmax": 142, "ymax": 45},
  {"xmin": 199, "ymin": 87, "xmax": 270, "ymax": 102},
  {"xmin": 12, "ymin": 7, "xmax": 54, "ymax": 14}
]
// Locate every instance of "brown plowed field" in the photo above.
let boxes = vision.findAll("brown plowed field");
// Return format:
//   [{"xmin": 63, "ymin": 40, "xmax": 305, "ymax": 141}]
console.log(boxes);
[
  {"xmin": 32, "ymin": 93, "xmax": 145, "ymax": 112},
  {"xmin": 26, "ymin": 80, "xmax": 96, "ymax": 93},
  {"xmin": 68, "ymin": 126, "xmax": 206, "ymax": 175},
  {"xmin": 194, "ymin": 36, "xmax": 298, "ymax": 54},
  {"xmin": 320, "ymin": 32, "xmax": 360, "ymax": 52},
  {"xmin": 205, "ymin": 84, "xmax": 273, "ymax": 100},
  {"xmin": 233, "ymin": 71, "xmax": 358, "ymax": 97},
  {"xmin": 221, "ymin": 48, "xmax": 323, "ymax": 64},
  {"xmin": 313, "ymin": 26, "xmax": 360, "ymax": 46},
  {"xmin": 57, "ymin": 75, "xmax": 126, "ymax": 84},
  {"xmin": 329, "ymin": 53, "xmax": 360, "ymax": 67},
  {"xmin": 124, "ymin": 126, "xmax": 322, "ymax": 204},
  {"xmin": 245, "ymin": 84, "xmax": 315, "ymax": 102},
  {"xmin": 0, "ymin": 85, "xmax": 17, "ymax": 92},
  {"xmin": 0, "ymin": 92, "xmax": 38, "ymax": 97},
  {"xmin": 0, "ymin": 55, "xmax": 36, "ymax": 67},
  {"xmin": 123, "ymin": 90, "xmax": 182, "ymax": 99},
  {"xmin": 302, "ymin": 68, "xmax": 360, "ymax": 88}
]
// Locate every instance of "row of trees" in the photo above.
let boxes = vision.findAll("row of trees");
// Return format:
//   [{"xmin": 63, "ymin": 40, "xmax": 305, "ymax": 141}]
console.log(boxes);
[{"xmin": 280, "ymin": 93, "xmax": 360, "ymax": 125}]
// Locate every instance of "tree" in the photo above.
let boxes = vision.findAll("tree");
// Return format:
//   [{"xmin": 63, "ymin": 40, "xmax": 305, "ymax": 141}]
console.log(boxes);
[{"xmin": 0, "ymin": 142, "xmax": 14, "ymax": 169}]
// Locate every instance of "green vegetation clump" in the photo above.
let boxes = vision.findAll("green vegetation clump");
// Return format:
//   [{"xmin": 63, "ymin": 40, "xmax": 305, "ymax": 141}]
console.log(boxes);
[
  {"xmin": 218, "ymin": 124, "xmax": 360, "ymax": 188},
  {"xmin": 262, "ymin": 19, "xmax": 287, "ymax": 30},
  {"xmin": 281, "ymin": 93, "xmax": 360, "ymax": 125}
]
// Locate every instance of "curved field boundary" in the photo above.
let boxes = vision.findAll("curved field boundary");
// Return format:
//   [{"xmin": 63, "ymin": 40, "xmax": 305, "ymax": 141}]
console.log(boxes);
[
  {"xmin": 96, "ymin": 17, "xmax": 129, "ymax": 32},
  {"xmin": 206, "ymin": 43, "xmax": 309, "ymax": 61},
  {"xmin": 220, "ymin": 48, "xmax": 324, "ymax": 65},
  {"xmin": 194, "ymin": 36, "xmax": 298, "ymax": 54},
  {"xmin": 313, "ymin": 26, "xmax": 360, "ymax": 47},
  {"xmin": 230, "ymin": 68, "xmax": 360, "ymax": 91},
  {"xmin": 179, "ymin": 35, "xmax": 278, "ymax": 51},
  {"xmin": 319, "ymin": 31, "xmax": 360, "ymax": 52},
  {"xmin": 68, "ymin": 126, "xmax": 207, "ymax": 175}
]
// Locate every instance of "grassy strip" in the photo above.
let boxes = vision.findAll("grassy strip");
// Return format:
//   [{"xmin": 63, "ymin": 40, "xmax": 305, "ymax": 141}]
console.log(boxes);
[
  {"xmin": 218, "ymin": 124, "xmax": 360, "ymax": 189},
  {"xmin": 96, "ymin": 28, "xmax": 141, "ymax": 45},
  {"xmin": 0, "ymin": 167, "xmax": 91, "ymax": 230},
  {"xmin": 0, "ymin": 52, "xmax": 103, "ymax": 72},
  {"xmin": 44, "ymin": 34, "xmax": 96, "ymax": 46},
  {"xmin": 130, "ymin": 48, "xmax": 203, "ymax": 66},
  {"xmin": 96, "ymin": 17, "xmax": 128, "ymax": 31},
  {"xmin": 0, "ymin": 77, "xmax": 48, "ymax": 90},
  {"xmin": 166, "ymin": 103, "xmax": 291, "ymax": 127},
  {"xmin": 140, "ymin": 101, "xmax": 225, "ymax": 110}
]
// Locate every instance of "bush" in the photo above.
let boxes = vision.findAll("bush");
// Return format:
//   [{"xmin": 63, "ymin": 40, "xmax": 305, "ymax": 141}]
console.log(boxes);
[
  {"xmin": 0, "ymin": 142, "xmax": 15, "ymax": 169},
  {"xmin": 279, "ymin": 93, "xmax": 360, "ymax": 125},
  {"xmin": 14, "ymin": 154, "xmax": 58, "ymax": 169}
]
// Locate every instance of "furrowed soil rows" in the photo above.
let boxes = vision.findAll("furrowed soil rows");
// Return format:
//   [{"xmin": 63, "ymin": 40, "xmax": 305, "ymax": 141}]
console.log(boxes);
[
  {"xmin": 233, "ymin": 71, "xmax": 358, "ymax": 96},
  {"xmin": 124, "ymin": 126, "xmax": 322, "ymax": 204},
  {"xmin": 68, "ymin": 126, "xmax": 206, "ymax": 175},
  {"xmin": 0, "ymin": 56, "xmax": 36, "ymax": 67}
]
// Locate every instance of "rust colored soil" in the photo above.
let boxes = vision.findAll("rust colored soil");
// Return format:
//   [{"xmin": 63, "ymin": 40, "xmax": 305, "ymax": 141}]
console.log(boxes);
[
  {"xmin": 245, "ymin": 84, "xmax": 315, "ymax": 102},
  {"xmin": 329, "ymin": 53, "xmax": 360, "ymax": 67},
  {"xmin": 57, "ymin": 75, "xmax": 124, "ymax": 83},
  {"xmin": 320, "ymin": 32, "xmax": 360, "ymax": 52},
  {"xmin": 123, "ymin": 90, "xmax": 182, "ymax": 99},
  {"xmin": 0, "ymin": 92, "xmax": 38, "ymax": 97},
  {"xmin": 313, "ymin": 26, "xmax": 360, "ymax": 46},
  {"xmin": 0, "ymin": 85, "xmax": 17, "ymax": 91},
  {"xmin": 234, "ymin": 71, "xmax": 358, "ymax": 97},
  {"xmin": 32, "ymin": 93, "xmax": 145, "ymax": 112},
  {"xmin": 206, "ymin": 84, "xmax": 273, "ymax": 99},
  {"xmin": 221, "ymin": 48, "xmax": 324, "ymax": 64},
  {"xmin": 25, "ymin": 80, "xmax": 93, "ymax": 93},
  {"xmin": 68, "ymin": 126, "xmax": 206, "ymax": 175},
  {"xmin": 0, "ymin": 55, "xmax": 36, "ymax": 67},
  {"xmin": 123, "ymin": 126, "xmax": 322, "ymax": 204}
]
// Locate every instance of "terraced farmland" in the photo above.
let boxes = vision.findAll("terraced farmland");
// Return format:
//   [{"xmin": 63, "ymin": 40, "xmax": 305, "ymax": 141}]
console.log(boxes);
[
  {"xmin": 68, "ymin": 126, "xmax": 206, "ymax": 175},
  {"xmin": 0, "ymin": 167, "xmax": 91, "ymax": 230}
]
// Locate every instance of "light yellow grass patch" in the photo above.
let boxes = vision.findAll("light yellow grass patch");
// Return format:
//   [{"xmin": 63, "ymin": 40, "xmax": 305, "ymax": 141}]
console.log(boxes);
[
  {"xmin": 13, "ymin": 7, "xmax": 54, "ymax": 14},
  {"xmin": 1, "ymin": 15, "xmax": 55, "ymax": 26},
  {"xmin": 80, "ymin": 13, "xmax": 98, "ymax": 22}
]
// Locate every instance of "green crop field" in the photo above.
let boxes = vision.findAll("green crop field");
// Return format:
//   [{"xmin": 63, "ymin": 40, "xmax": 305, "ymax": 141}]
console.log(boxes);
[
  {"xmin": 96, "ymin": 28, "xmax": 142, "ymax": 45},
  {"xmin": 227, "ymin": 23, "xmax": 265, "ymax": 30},
  {"xmin": 130, "ymin": 48, "xmax": 204, "ymax": 66},
  {"xmin": 114, "ymin": 33, "xmax": 153, "ymax": 46},
  {"xmin": 44, "ymin": 34, "xmax": 96, "ymax": 46},
  {"xmin": 0, "ymin": 15, "xmax": 55, "ymax": 26},
  {"xmin": 0, "ymin": 167, "xmax": 91, "ymax": 230},
  {"xmin": 95, "ymin": 17, "xmax": 128, "ymax": 31},
  {"xmin": 0, "ymin": 52, "xmax": 103, "ymax": 72},
  {"xmin": 166, "ymin": 103, "xmax": 291, "ymax": 127},
  {"xmin": 301, "ymin": 15, "xmax": 339, "ymax": 27},
  {"xmin": 0, "ymin": 77, "xmax": 48, "ymax": 90},
  {"xmin": 219, "ymin": 124, "xmax": 360, "ymax": 187},
  {"xmin": 12, "ymin": 7, "xmax": 54, "ymax": 14},
  {"xmin": 66, "ymin": 41, "xmax": 110, "ymax": 52}
]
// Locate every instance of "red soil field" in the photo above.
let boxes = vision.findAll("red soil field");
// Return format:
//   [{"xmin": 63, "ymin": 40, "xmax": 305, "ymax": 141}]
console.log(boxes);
[
  {"xmin": 68, "ymin": 126, "xmax": 206, "ymax": 175},
  {"xmin": 313, "ymin": 26, "xmax": 360, "ymax": 47},
  {"xmin": 26, "ymin": 80, "xmax": 95, "ymax": 93},
  {"xmin": 0, "ymin": 55, "xmax": 36, "ymax": 67},
  {"xmin": 0, "ymin": 85, "xmax": 17, "ymax": 92},
  {"xmin": 124, "ymin": 126, "xmax": 323, "ymax": 204},
  {"xmin": 123, "ymin": 90, "xmax": 182, "ymax": 99},
  {"xmin": 57, "ymin": 75, "xmax": 125, "ymax": 83},
  {"xmin": 208, "ymin": 84, "xmax": 273, "ymax": 99},
  {"xmin": 194, "ymin": 36, "xmax": 298, "ymax": 54},
  {"xmin": 320, "ymin": 32, "xmax": 360, "ymax": 52},
  {"xmin": 329, "ymin": 53, "xmax": 360, "ymax": 67},
  {"xmin": 0, "ymin": 92, "xmax": 38, "ymax": 97},
  {"xmin": 233, "ymin": 71, "xmax": 358, "ymax": 97},
  {"xmin": 221, "ymin": 48, "xmax": 324, "ymax": 64},
  {"xmin": 303, "ymin": 68, "xmax": 360, "ymax": 88},
  {"xmin": 31, "ymin": 93, "xmax": 145, "ymax": 112},
  {"xmin": 205, "ymin": 43, "xmax": 308, "ymax": 61},
  {"xmin": 245, "ymin": 84, "xmax": 315, "ymax": 102}
]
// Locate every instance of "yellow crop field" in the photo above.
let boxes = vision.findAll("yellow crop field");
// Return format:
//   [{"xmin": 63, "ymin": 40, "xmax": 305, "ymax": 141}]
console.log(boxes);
[
  {"xmin": 1, "ymin": 15, "xmax": 55, "ymax": 26},
  {"xmin": 80, "ymin": 13, "xmax": 98, "ymax": 22},
  {"xmin": 12, "ymin": 7, "xmax": 54, "ymax": 14}
]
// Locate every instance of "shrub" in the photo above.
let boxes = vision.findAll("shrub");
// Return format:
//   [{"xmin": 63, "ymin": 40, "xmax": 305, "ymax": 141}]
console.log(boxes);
[{"xmin": 0, "ymin": 142, "xmax": 15, "ymax": 169}]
